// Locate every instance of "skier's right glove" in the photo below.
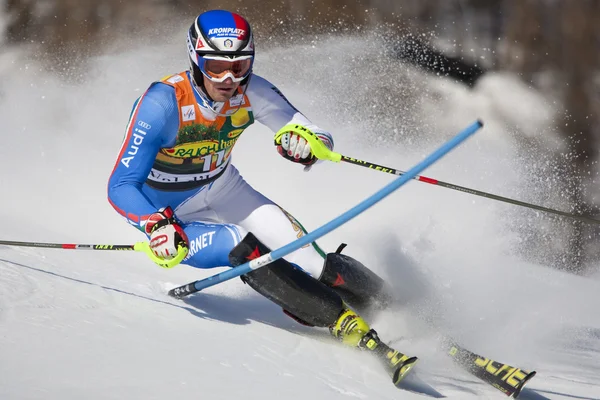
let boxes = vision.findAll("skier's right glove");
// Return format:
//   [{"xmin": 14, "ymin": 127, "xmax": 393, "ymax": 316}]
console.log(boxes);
[{"xmin": 145, "ymin": 206, "xmax": 189, "ymax": 268}]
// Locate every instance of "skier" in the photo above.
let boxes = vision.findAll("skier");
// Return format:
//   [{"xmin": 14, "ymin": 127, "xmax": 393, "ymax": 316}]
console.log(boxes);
[{"xmin": 107, "ymin": 9, "xmax": 411, "ymax": 378}]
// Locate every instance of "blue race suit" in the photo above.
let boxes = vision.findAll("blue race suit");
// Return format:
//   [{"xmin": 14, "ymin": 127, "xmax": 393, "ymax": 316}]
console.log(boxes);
[{"xmin": 108, "ymin": 71, "xmax": 333, "ymax": 275}]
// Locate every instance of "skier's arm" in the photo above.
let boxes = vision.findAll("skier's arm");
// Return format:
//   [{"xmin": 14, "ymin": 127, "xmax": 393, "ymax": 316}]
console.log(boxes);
[
  {"xmin": 107, "ymin": 83, "xmax": 179, "ymax": 231},
  {"xmin": 248, "ymin": 74, "xmax": 334, "ymax": 165}
]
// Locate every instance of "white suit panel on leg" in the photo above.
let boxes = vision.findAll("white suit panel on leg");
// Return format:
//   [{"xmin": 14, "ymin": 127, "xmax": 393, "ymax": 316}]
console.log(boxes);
[
  {"xmin": 173, "ymin": 167, "xmax": 249, "ymax": 243},
  {"xmin": 172, "ymin": 164, "xmax": 326, "ymax": 277},
  {"xmin": 173, "ymin": 182, "xmax": 217, "ymax": 223},
  {"xmin": 234, "ymin": 203, "xmax": 326, "ymax": 278},
  {"xmin": 204, "ymin": 166, "xmax": 325, "ymax": 278},
  {"xmin": 174, "ymin": 166, "xmax": 238, "ymax": 224}
]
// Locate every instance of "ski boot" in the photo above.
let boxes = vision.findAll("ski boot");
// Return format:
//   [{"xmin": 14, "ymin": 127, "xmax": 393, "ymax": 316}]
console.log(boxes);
[
  {"xmin": 329, "ymin": 308, "xmax": 372, "ymax": 346},
  {"xmin": 330, "ymin": 308, "xmax": 418, "ymax": 386}
]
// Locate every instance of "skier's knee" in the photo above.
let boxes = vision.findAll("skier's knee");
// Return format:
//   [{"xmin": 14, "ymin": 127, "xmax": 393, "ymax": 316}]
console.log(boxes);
[
  {"xmin": 229, "ymin": 232, "xmax": 344, "ymax": 327},
  {"xmin": 319, "ymin": 245, "xmax": 393, "ymax": 313}
]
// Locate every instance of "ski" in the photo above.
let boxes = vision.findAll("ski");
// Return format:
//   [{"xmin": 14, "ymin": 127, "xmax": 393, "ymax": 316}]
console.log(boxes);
[
  {"xmin": 167, "ymin": 284, "xmax": 536, "ymax": 397},
  {"xmin": 360, "ymin": 329, "xmax": 418, "ymax": 386},
  {"xmin": 391, "ymin": 355, "xmax": 419, "ymax": 386},
  {"xmin": 380, "ymin": 347, "xmax": 418, "ymax": 386},
  {"xmin": 362, "ymin": 337, "xmax": 447, "ymax": 397},
  {"xmin": 370, "ymin": 339, "xmax": 445, "ymax": 397},
  {"xmin": 446, "ymin": 342, "xmax": 536, "ymax": 398}
]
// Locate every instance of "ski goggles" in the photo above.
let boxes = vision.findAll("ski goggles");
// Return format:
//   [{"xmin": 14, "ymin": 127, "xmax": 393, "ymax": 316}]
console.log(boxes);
[{"xmin": 199, "ymin": 55, "xmax": 253, "ymax": 83}]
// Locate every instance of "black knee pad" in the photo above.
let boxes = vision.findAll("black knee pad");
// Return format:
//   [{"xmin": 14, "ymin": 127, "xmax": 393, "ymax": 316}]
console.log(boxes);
[
  {"xmin": 319, "ymin": 245, "xmax": 392, "ymax": 313},
  {"xmin": 229, "ymin": 233, "xmax": 344, "ymax": 327}
]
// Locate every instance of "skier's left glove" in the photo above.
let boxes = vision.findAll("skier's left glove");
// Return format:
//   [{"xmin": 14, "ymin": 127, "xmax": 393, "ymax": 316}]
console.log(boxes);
[
  {"xmin": 276, "ymin": 131, "xmax": 318, "ymax": 166},
  {"xmin": 276, "ymin": 129, "xmax": 333, "ymax": 167},
  {"xmin": 145, "ymin": 206, "xmax": 189, "ymax": 268}
]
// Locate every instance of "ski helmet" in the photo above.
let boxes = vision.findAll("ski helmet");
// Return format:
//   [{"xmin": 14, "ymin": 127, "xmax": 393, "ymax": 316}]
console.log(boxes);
[{"xmin": 187, "ymin": 10, "xmax": 254, "ymax": 85}]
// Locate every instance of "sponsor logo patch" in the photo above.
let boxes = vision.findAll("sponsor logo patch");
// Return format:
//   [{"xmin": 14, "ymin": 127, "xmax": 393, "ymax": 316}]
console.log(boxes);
[
  {"xmin": 207, "ymin": 27, "xmax": 246, "ymax": 37},
  {"xmin": 163, "ymin": 140, "xmax": 219, "ymax": 158},
  {"xmin": 229, "ymin": 94, "xmax": 246, "ymax": 107},
  {"xmin": 137, "ymin": 120, "xmax": 151, "ymax": 130},
  {"xmin": 167, "ymin": 75, "xmax": 184, "ymax": 84},
  {"xmin": 181, "ymin": 105, "xmax": 196, "ymax": 121},
  {"xmin": 188, "ymin": 231, "xmax": 216, "ymax": 257},
  {"xmin": 227, "ymin": 129, "xmax": 244, "ymax": 139},
  {"xmin": 150, "ymin": 234, "xmax": 168, "ymax": 247},
  {"xmin": 120, "ymin": 127, "xmax": 147, "ymax": 168}
]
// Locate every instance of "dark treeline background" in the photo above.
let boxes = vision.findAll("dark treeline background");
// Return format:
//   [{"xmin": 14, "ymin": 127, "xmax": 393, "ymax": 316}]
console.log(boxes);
[{"xmin": 4, "ymin": 0, "xmax": 600, "ymax": 273}]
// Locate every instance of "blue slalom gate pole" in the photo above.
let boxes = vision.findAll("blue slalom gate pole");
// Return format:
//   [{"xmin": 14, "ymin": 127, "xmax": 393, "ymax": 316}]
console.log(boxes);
[{"xmin": 169, "ymin": 120, "xmax": 484, "ymax": 298}]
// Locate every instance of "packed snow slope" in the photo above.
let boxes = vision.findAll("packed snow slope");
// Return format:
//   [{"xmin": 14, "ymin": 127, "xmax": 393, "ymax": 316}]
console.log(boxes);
[{"xmin": 1, "ymin": 32, "xmax": 599, "ymax": 400}]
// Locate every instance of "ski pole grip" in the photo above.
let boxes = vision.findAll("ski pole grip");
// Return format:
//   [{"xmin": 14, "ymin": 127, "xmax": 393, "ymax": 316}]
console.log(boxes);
[
  {"xmin": 274, "ymin": 124, "xmax": 342, "ymax": 162},
  {"xmin": 134, "ymin": 241, "xmax": 188, "ymax": 269}
]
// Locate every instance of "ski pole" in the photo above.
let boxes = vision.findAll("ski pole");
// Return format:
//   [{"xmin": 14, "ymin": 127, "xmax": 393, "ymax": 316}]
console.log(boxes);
[
  {"xmin": 339, "ymin": 156, "xmax": 600, "ymax": 225},
  {"xmin": 169, "ymin": 119, "xmax": 483, "ymax": 298},
  {"xmin": 275, "ymin": 125, "xmax": 600, "ymax": 226},
  {"xmin": 0, "ymin": 240, "xmax": 187, "ymax": 268}
]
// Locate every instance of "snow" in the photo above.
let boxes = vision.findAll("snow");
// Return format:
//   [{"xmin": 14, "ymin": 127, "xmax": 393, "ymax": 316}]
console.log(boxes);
[{"xmin": 1, "ymin": 32, "xmax": 599, "ymax": 400}]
